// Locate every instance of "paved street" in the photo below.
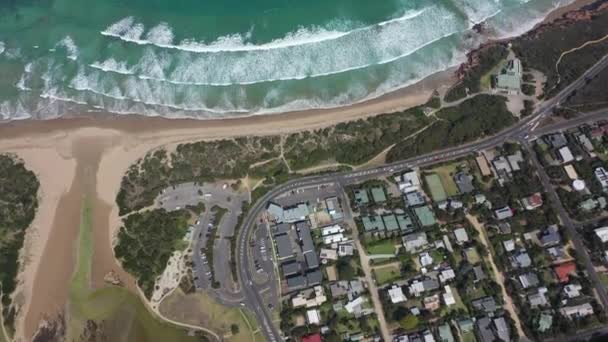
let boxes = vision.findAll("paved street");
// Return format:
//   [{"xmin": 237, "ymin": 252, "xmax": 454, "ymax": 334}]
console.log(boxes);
[{"xmin": 235, "ymin": 54, "xmax": 608, "ymax": 342}]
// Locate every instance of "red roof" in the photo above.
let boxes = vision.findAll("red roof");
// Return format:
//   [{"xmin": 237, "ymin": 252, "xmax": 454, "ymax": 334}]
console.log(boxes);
[
  {"xmin": 554, "ymin": 262, "xmax": 577, "ymax": 283},
  {"xmin": 302, "ymin": 333, "xmax": 322, "ymax": 342}
]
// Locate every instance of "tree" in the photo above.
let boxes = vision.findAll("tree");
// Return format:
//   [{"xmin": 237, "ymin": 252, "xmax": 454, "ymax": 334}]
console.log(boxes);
[
  {"xmin": 230, "ymin": 324, "xmax": 239, "ymax": 335},
  {"xmin": 399, "ymin": 315, "xmax": 419, "ymax": 330}
]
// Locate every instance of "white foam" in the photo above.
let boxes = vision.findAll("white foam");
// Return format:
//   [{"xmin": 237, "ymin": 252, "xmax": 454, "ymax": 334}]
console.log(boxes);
[
  {"xmin": 101, "ymin": 9, "xmax": 428, "ymax": 53},
  {"xmin": 0, "ymin": 41, "xmax": 5, "ymax": 55},
  {"xmin": 56, "ymin": 36, "xmax": 79, "ymax": 60}
]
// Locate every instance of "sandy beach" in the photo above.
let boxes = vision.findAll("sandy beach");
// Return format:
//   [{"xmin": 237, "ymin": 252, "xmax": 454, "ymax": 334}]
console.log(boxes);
[{"xmin": 0, "ymin": 0, "xmax": 596, "ymax": 339}]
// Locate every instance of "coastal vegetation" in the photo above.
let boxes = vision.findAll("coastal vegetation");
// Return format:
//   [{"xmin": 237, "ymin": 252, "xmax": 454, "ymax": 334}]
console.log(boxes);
[
  {"xmin": 116, "ymin": 105, "xmax": 432, "ymax": 216},
  {"xmin": 512, "ymin": 7, "xmax": 608, "ymax": 97},
  {"xmin": 563, "ymin": 67, "xmax": 608, "ymax": 112},
  {"xmin": 444, "ymin": 44, "xmax": 509, "ymax": 102},
  {"xmin": 386, "ymin": 95, "xmax": 516, "ymax": 162},
  {"xmin": 0, "ymin": 154, "xmax": 39, "ymax": 335},
  {"xmin": 114, "ymin": 209, "xmax": 191, "ymax": 298}
]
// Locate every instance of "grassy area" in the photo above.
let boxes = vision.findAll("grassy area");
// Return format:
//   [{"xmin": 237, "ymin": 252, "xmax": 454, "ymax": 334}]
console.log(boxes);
[
  {"xmin": 67, "ymin": 198, "xmax": 198, "ymax": 342},
  {"xmin": 159, "ymin": 289, "xmax": 260, "ymax": 342},
  {"xmin": 598, "ymin": 272, "xmax": 608, "ymax": 287},
  {"xmin": 461, "ymin": 331, "xmax": 476, "ymax": 342},
  {"xmin": 439, "ymin": 287, "xmax": 468, "ymax": 316},
  {"xmin": 373, "ymin": 264, "xmax": 401, "ymax": 285},
  {"xmin": 426, "ymin": 164, "xmax": 459, "ymax": 196},
  {"xmin": 366, "ymin": 240, "xmax": 396, "ymax": 255}
]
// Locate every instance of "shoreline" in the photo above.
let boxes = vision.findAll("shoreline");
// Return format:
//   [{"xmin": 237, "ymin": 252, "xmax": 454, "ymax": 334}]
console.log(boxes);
[{"xmin": 0, "ymin": 0, "xmax": 599, "ymax": 340}]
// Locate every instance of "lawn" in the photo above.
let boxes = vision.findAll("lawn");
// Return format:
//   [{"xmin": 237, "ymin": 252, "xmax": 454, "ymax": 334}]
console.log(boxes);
[
  {"xmin": 461, "ymin": 331, "xmax": 476, "ymax": 342},
  {"xmin": 426, "ymin": 164, "xmax": 459, "ymax": 197},
  {"xmin": 366, "ymin": 240, "xmax": 397, "ymax": 255},
  {"xmin": 374, "ymin": 263, "xmax": 401, "ymax": 285},
  {"xmin": 159, "ymin": 289, "xmax": 262, "ymax": 342},
  {"xmin": 67, "ymin": 198, "xmax": 199, "ymax": 342}
]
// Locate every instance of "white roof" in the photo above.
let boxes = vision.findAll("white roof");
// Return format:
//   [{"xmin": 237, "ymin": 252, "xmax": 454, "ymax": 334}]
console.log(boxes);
[
  {"xmin": 388, "ymin": 287, "xmax": 407, "ymax": 304},
  {"xmin": 503, "ymin": 239, "xmax": 516, "ymax": 252},
  {"xmin": 564, "ymin": 164, "xmax": 579, "ymax": 180},
  {"xmin": 454, "ymin": 228, "xmax": 469, "ymax": 242},
  {"xmin": 443, "ymin": 286, "xmax": 456, "ymax": 306},
  {"xmin": 595, "ymin": 227, "xmax": 608, "ymax": 242},
  {"xmin": 573, "ymin": 179, "xmax": 586, "ymax": 191},
  {"xmin": 559, "ymin": 146, "xmax": 574, "ymax": 163},
  {"xmin": 306, "ymin": 309, "xmax": 321, "ymax": 324},
  {"xmin": 345, "ymin": 296, "xmax": 365, "ymax": 313}
]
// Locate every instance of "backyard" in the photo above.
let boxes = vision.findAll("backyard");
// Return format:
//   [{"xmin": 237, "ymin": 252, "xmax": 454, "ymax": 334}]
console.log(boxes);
[{"xmin": 373, "ymin": 263, "xmax": 401, "ymax": 285}]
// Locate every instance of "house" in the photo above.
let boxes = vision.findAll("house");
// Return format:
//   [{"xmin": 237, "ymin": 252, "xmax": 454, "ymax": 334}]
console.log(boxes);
[
  {"xmin": 564, "ymin": 284, "xmax": 583, "ymax": 298},
  {"xmin": 494, "ymin": 206, "xmax": 513, "ymax": 220},
  {"xmin": 507, "ymin": 151, "xmax": 524, "ymax": 171},
  {"xmin": 560, "ymin": 302, "xmax": 594, "ymax": 319},
  {"xmin": 454, "ymin": 227, "xmax": 469, "ymax": 244},
  {"xmin": 558, "ymin": 146, "xmax": 574, "ymax": 163},
  {"xmin": 503, "ymin": 239, "xmax": 516, "ymax": 252},
  {"xmin": 338, "ymin": 243, "xmax": 354, "ymax": 257},
  {"xmin": 389, "ymin": 286, "xmax": 407, "ymax": 304},
  {"xmin": 564, "ymin": 164, "xmax": 579, "ymax": 180},
  {"xmin": 454, "ymin": 171, "xmax": 475, "ymax": 194},
  {"xmin": 402, "ymin": 232, "xmax": 429, "ymax": 253},
  {"xmin": 344, "ymin": 296, "xmax": 366, "ymax": 314},
  {"xmin": 414, "ymin": 206, "xmax": 436, "ymax": 227},
  {"xmin": 439, "ymin": 268, "xmax": 456, "ymax": 283},
  {"xmin": 472, "ymin": 296, "xmax": 497, "ymax": 313},
  {"xmin": 325, "ymin": 197, "xmax": 343, "ymax": 220},
  {"xmin": 577, "ymin": 133, "xmax": 595, "ymax": 152},
  {"xmin": 493, "ymin": 156, "xmax": 512, "ymax": 178},
  {"xmin": 547, "ymin": 132, "xmax": 568, "ymax": 148},
  {"xmin": 443, "ymin": 286, "xmax": 456, "ymax": 306},
  {"xmin": 522, "ymin": 192, "xmax": 543, "ymax": 210},
  {"xmin": 537, "ymin": 313, "xmax": 553, "ymax": 332},
  {"xmin": 528, "ymin": 287, "xmax": 549, "ymax": 308},
  {"xmin": 329, "ymin": 281, "xmax": 348, "ymax": 298},
  {"xmin": 458, "ymin": 318, "xmax": 474, "ymax": 333},
  {"xmin": 511, "ymin": 250, "xmax": 532, "ymax": 269},
  {"xmin": 424, "ymin": 294, "xmax": 441, "ymax": 311},
  {"xmin": 354, "ymin": 189, "xmax": 370, "ymax": 205},
  {"xmin": 476, "ymin": 155, "xmax": 492, "ymax": 176},
  {"xmin": 595, "ymin": 226, "xmax": 608, "ymax": 243},
  {"xmin": 319, "ymin": 248, "xmax": 338, "ymax": 261},
  {"xmin": 302, "ymin": 333, "xmax": 322, "ymax": 342},
  {"xmin": 437, "ymin": 324, "xmax": 455, "ymax": 342},
  {"xmin": 495, "ymin": 57, "xmax": 522, "ymax": 94},
  {"xmin": 409, "ymin": 278, "xmax": 439, "ymax": 297},
  {"xmin": 494, "ymin": 317, "xmax": 511, "ymax": 342},
  {"xmin": 398, "ymin": 170, "xmax": 422, "ymax": 193},
  {"xmin": 405, "ymin": 190, "xmax": 426, "ymax": 207},
  {"xmin": 539, "ymin": 225, "xmax": 561, "ymax": 247},
  {"xmin": 371, "ymin": 187, "xmax": 387, "ymax": 203},
  {"xmin": 554, "ymin": 262, "xmax": 577, "ymax": 283},
  {"xmin": 519, "ymin": 272, "xmax": 540, "ymax": 289},
  {"xmin": 473, "ymin": 265, "xmax": 487, "ymax": 282},
  {"xmin": 420, "ymin": 252, "xmax": 434, "ymax": 267},
  {"xmin": 476, "ymin": 316, "xmax": 511, "ymax": 342},
  {"xmin": 595, "ymin": 167, "xmax": 608, "ymax": 190},
  {"xmin": 306, "ymin": 309, "xmax": 321, "ymax": 325}
]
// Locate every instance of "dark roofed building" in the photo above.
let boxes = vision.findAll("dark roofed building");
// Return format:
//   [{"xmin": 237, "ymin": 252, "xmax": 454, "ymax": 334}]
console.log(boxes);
[
  {"xmin": 276, "ymin": 234, "xmax": 294, "ymax": 260},
  {"xmin": 274, "ymin": 222, "xmax": 291, "ymax": 236},
  {"xmin": 304, "ymin": 251, "xmax": 319, "ymax": 270},
  {"xmin": 286, "ymin": 275, "xmax": 307, "ymax": 292},
  {"xmin": 472, "ymin": 296, "xmax": 497, "ymax": 313},
  {"xmin": 454, "ymin": 171, "xmax": 475, "ymax": 194},
  {"xmin": 281, "ymin": 261, "xmax": 301, "ymax": 276},
  {"xmin": 306, "ymin": 269, "xmax": 324, "ymax": 286},
  {"xmin": 298, "ymin": 224, "xmax": 315, "ymax": 253}
]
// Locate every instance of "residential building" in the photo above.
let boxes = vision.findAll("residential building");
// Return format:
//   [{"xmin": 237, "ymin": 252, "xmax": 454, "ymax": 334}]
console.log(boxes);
[
  {"xmin": 558, "ymin": 146, "xmax": 574, "ymax": 163},
  {"xmin": 443, "ymin": 285, "xmax": 456, "ymax": 306},
  {"xmin": 424, "ymin": 294, "xmax": 441, "ymax": 311},
  {"xmin": 472, "ymin": 296, "xmax": 497, "ymax": 313},
  {"xmin": 409, "ymin": 278, "xmax": 440, "ymax": 297},
  {"xmin": 437, "ymin": 324, "xmax": 455, "ymax": 342},
  {"xmin": 338, "ymin": 243, "xmax": 354, "ymax": 257},
  {"xmin": 554, "ymin": 262, "xmax": 577, "ymax": 283},
  {"xmin": 325, "ymin": 197, "xmax": 343, "ymax": 220},
  {"xmin": 511, "ymin": 250, "xmax": 532, "ymax": 269},
  {"xmin": 560, "ymin": 302, "xmax": 594, "ymax": 319},
  {"xmin": 537, "ymin": 313, "xmax": 553, "ymax": 333},
  {"xmin": 522, "ymin": 192, "xmax": 543, "ymax": 210},
  {"xmin": 528, "ymin": 287, "xmax": 549, "ymax": 308},
  {"xmin": 595, "ymin": 167, "xmax": 608, "ymax": 190},
  {"xmin": 564, "ymin": 164, "xmax": 579, "ymax": 180},
  {"xmin": 476, "ymin": 155, "xmax": 492, "ymax": 176},
  {"xmin": 494, "ymin": 206, "xmax": 513, "ymax": 220},
  {"xmin": 454, "ymin": 171, "xmax": 475, "ymax": 194},
  {"xmin": 454, "ymin": 227, "xmax": 469, "ymax": 244},
  {"xmin": 306, "ymin": 309, "xmax": 321, "ymax": 325},
  {"xmin": 519, "ymin": 272, "xmax": 540, "ymax": 289},
  {"xmin": 507, "ymin": 151, "xmax": 524, "ymax": 171},
  {"xmin": 564, "ymin": 284, "xmax": 583, "ymax": 298},
  {"xmin": 302, "ymin": 333, "xmax": 322, "ymax": 342},
  {"xmin": 539, "ymin": 225, "xmax": 561, "ymax": 247},
  {"xmin": 473, "ymin": 266, "xmax": 487, "ymax": 282},
  {"xmin": 595, "ymin": 226, "xmax": 608, "ymax": 243},
  {"xmin": 503, "ymin": 239, "xmax": 516, "ymax": 252},
  {"xmin": 398, "ymin": 170, "xmax": 422, "ymax": 193},
  {"xmin": 389, "ymin": 286, "xmax": 407, "ymax": 304},
  {"xmin": 402, "ymin": 232, "xmax": 429, "ymax": 253}
]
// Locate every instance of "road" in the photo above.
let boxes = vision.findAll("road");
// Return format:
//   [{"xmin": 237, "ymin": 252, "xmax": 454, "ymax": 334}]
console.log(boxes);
[
  {"xmin": 235, "ymin": 54, "xmax": 608, "ymax": 342},
  {"xmin": 522, "ymin": 140, "xmax": 608, "ymax": 311}
]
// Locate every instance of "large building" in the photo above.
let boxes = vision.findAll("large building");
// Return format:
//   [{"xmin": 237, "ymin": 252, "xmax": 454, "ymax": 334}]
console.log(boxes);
[{"xmin": 495, "ymin": 58, "xmax": 522, "ymax": 94}]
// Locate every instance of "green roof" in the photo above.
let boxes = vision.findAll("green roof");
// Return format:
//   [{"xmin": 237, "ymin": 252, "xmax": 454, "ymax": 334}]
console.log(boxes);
[
  {"xmin": 425, "ymin": 174, "xmax": 447, "ymax": 202},
  {"xmin": 438, "ymin": 324, "xmax": 455, "ymax": 342},
  {"xmin": 371, "ymin": 187, "xmax": 387, "ymax": 203},
  {"xmin": 382, "ymin": 214, "xmax": 399, "ymax": 231},
  {"xmin": 414, "ymin": 205, "xmax": 436, "ymax": 227},
  {"xmin": 354, "ymin": 189, "xmax": 369, "ymax": 204},
  {"xmin": 362, "ymin": 215, "xmax": 384, "ymax": 231},
  {"xmin": 397, "ymin": 214, "xmax": 414, "ymax": 231}
]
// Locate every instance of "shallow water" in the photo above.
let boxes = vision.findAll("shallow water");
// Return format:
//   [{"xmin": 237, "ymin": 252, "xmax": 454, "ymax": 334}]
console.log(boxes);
[{"xmin": 0, "ymin": 0, "xmax": 573, "ymax": 120}]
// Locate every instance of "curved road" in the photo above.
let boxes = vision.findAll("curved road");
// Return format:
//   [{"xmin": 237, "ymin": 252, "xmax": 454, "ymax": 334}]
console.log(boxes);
[{"xmin": 236, "ymin": 55, "xmax": 608, "ymax": 342}]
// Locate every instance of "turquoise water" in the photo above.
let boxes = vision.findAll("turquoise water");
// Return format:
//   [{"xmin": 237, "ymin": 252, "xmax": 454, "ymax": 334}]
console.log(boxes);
[{"xmin": 0, "ymin": 0, "xmax": 573, "ymax": 120}]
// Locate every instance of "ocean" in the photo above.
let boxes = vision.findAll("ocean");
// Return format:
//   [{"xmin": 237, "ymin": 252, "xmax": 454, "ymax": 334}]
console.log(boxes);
[{"xmin": 0, "ymin": 0, "xmax": 574, "ymax": 120}]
